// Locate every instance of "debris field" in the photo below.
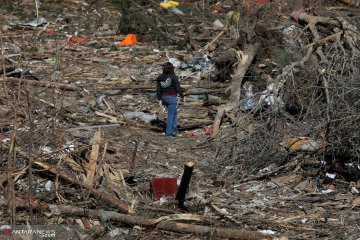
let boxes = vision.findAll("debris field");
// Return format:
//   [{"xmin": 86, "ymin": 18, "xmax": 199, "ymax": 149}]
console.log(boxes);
[{"xmin": 1, "ymin": 0, "xmax": 360, "ymax": 239}]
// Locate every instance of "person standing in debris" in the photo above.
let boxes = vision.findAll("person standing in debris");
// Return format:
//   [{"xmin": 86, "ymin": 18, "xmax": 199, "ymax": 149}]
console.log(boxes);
[{"xmin": 156, "ymin": 62, "xmax": 184, "ymax": 138}]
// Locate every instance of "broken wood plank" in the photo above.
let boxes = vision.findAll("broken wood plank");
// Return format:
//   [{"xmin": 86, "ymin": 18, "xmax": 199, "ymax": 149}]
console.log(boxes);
[
  {"xmin": 85, "ymin": 128, "xmax": 101, "ymax": 186},
  {"xmin": 94, "ymin": 111, "xmax": 126, "ymax": 124}
]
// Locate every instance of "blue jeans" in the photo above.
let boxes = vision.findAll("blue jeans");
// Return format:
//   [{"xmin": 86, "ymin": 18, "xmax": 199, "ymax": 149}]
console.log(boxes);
[{"xmin": 161, "ymin": 96, "xmax": 178, "ymax": 136}]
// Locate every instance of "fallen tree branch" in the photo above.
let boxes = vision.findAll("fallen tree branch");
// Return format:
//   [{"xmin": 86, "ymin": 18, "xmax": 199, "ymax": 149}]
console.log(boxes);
[
  {"xmin": 201, "ymin": 24, "xmax": 228, "ymax": 51},
  {"xmin": 33, "ymin": 161, "xmax": 132, "ymax": 214},
  {"xmin": 36, "ymin": 204, "xmax": 268, "ymax": 240},
  {"xmin": 302, "ymin": 32, "xmax": 342, "ymax": 49}
]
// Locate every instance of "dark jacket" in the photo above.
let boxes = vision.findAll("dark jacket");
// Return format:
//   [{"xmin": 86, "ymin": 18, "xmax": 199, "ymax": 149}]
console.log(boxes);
[{"xmin": 156, "ymin": 73, "xmax": 184, "ymax": 100}]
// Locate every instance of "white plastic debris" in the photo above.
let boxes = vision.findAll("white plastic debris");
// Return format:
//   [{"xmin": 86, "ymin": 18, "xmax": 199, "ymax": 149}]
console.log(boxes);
[
  {"xmin": 168, "ymin": 57, "xmax": 181, "ymax": 67},
  {"xmin": 259, "ymin": 163, "xmax": 276, "ymax": 173},
  {"xmin": 108, "ymin": 228, "xmax": 129, "ymax": 237},
  {"xmin": 259, "ymin": 229, "xmax": 276, "ymax": 235},
  {"xmin": 240, "ymin": 81, "xmax": 256, "ymax": 110},
  {"xmin": 321, "ymin": 189, "xmax": 334, "ymax": 194},
  {"xmin": 325, "ymin": 173, "xmax": 336, "ymax": 179},
  {"xmin": 123, "ymin": 111, "xmax": 158, "ymax": 123},
  {"xmin": 47, "ymin": 204, "xmax": 61, "ymax": 216},
  {"xmin": 159, "ymin": 196, "xmax": 167, "ymax": 205},
  {"xmin": 44, "ymin": 180, "xmax": 53, "ymax": 192},
  {"xmin": 351, "ymin": 187, "xmax": 359, "ymax": 194},
  {"xmin": 204, "ymin": 206, "xmax": 210, "ymax": 216},
  {"xmin": 166, "ymin": 51, "xmax": 181, "ymax": 67},
  {"xmin": 122, "ymin": 94, "xmax": 134, "ymax": 100},
  {"xmin": 259, "ymin": 83, "xmax": 276, "ymax": 106},
  {"xmin": 345, "ymin": 162, "xmax": 354, "ymax": 167},
  {"xmin": 220, "ymin": 208, "xmax": 229, "ymax": 214},
  {"xmin": 283, "ymin": 25, "xmax": 295, "ymax": 34},
  {"xmin": 246, "ymin": 184, "xmax": 264, "ymax": 192},
  {"xmin": 267, "ymin": 182, "xmax": 279, "ymax": 189},
  {"xmin": 66, "ymin": 144, "xmax": 75, "ymax": 152},
  {"xmin": 41, "ymin": 146, "xmax": 52, "ymax": 153},
  {"xmin": 169, "ymin": 6, "xmax": 184, "ymax": 15},
  {"xmin": 2, "ymin": 138, "xmax": 11, "ymax": 143},
  {"xmin": 213, "ymin": 19, "xmax": 224, "ymax": 30},
  {"xmin": 248, "ymin": 199, "xmax": 265, "ymax": 207},
  {"xmin": 27, "ymin": 17, "xmax": 47, "ymax": 27}
]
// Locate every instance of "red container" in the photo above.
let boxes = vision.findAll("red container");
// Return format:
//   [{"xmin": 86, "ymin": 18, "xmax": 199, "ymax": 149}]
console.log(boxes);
[{"xmin": 151, "ymin": 178, "xmax": 178, "ymax": 198}]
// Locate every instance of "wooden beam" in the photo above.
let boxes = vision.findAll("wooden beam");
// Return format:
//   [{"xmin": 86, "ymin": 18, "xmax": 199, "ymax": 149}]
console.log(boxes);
[{"xmin": 85, "ymin": 129, "xmax": 101, "ymax": 186}]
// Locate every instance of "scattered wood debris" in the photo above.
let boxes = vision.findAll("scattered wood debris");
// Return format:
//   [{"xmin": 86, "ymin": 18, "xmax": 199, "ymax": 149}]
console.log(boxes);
[{"xmin": 0, "ymin": 0, "xmax": 359, "ymax": 239}]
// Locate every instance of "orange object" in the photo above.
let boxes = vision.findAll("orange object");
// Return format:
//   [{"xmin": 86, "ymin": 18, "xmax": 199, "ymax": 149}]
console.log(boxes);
[
  {"xmin": 120, "ymin": 34, "xmax": 138, "ymax": 46},
  {"xmin": 46, "ymin": 28, "xmax": 57, "ymax": 35},
  {"xmin": 81, "ymin": 217, "xmax": 91, "ymax": 229},
  {"xmin": 69, "ymin": 36, "xmax": 89, "ymax": 44},
  {"xmin": 212, "ymin": 4, "xmax": 222, "ymax": 13}
]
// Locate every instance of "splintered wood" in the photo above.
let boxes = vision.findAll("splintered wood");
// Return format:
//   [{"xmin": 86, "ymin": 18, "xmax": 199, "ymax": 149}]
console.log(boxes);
[{"xmin": 85, "ymin": 128, "xmax": 101, "ymax": 186}]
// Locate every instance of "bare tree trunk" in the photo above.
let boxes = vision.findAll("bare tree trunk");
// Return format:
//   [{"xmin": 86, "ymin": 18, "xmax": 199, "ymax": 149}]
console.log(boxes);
[{"xmin": 212, "ymin": 43, "xmax": 259, "ymax": 136}]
